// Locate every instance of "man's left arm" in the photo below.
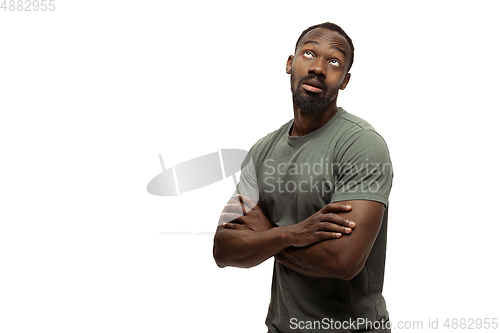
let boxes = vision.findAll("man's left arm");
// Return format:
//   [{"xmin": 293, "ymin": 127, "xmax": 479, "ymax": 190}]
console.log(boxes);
[{"xmin": 275, "ymin": 199, "xmax": 385, "ymax": 280}]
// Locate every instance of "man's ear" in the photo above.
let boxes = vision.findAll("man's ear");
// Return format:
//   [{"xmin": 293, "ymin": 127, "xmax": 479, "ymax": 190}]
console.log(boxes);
[
  {"xmin": 286, "ymin": 55, "xmax": 293, "ymax": 74},
  {"xmin": 340, "ymin": 73, "xmax": 351, "ymax": 90}
]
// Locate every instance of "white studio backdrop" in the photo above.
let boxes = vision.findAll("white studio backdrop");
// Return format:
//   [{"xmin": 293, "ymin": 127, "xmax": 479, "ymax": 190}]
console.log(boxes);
[{"xmin": 0, "ymin": 1, "xmax": 499, "ymax": 332}]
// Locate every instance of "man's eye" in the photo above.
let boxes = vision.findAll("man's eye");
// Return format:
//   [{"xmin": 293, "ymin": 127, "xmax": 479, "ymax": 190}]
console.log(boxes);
[
  {"xmin": 329, "ymin": 59, "xmax": 340, "ymax": 67},
  {"xmin": 304, "ymin": 51, "xmax": 314, "ymax": 58}
]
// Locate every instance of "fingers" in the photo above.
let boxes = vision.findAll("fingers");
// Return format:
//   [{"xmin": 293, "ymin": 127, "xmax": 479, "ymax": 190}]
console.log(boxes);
[
  {"xmin": 224, "ymin": 198, "xmax": 252, "ymax": 214},
  {"xmin": 222, "ymin": 222, "xmax": 243, "ymax": 229},
  {"xmin": 320, "ymin": 202, "xmax": 352, "ymax": 214},
  {"xmin": 238, "ymin": 194, "xmax": 257, "ymax": 211},
  {"xmin": 223, "ymin": 203, "xmax": 245, "ymax": 215},
  {"xmin": 237, "ymin": 194, "xmax": 247, "ymax": 215},
  {"xmin": 323, "ymin": 231, "xmax": 343, "ymax": 239},
  {"xmin": 220, "ymin": 212, "xmax": 243, "ymax": 224},
  {"xmin": 219, "ymin": 194, "xmax": 258, "ymax": 227},
  {"xmin": 308, "ymin": 231, "xmax": 343, "ymax": 246},
  {"xmin": 319, "ymin": 221, "xmax": 352, "ymax": 234},
  {"xmin": 322, "ymin": 213, "xmax": 356, "ymax": 229}
]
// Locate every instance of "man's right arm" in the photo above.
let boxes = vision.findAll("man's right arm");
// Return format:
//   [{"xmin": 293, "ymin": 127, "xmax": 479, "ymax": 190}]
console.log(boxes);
[
  {"xmin": 212, "ymin": 196, "xmax": 353, "ymax": 269},
  {"xmin": 213, "ymin": 225, "xmax": 290, "ymax": 268}
]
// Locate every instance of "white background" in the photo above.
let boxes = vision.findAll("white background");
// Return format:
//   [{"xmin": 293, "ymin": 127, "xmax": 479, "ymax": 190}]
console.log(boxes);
[{"xmin": 1, "ymin": 1, "xmax": 499, "ymax": 332}]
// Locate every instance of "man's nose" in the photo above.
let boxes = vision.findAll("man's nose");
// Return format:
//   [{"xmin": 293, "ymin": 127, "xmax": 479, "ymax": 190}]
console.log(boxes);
[{"xmin": 308, "ymin": 59, "xmax": 326, "ymax": 77}]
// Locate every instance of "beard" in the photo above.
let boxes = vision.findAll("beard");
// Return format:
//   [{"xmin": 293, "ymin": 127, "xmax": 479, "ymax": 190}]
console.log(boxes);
[{"xmin": 291, "ymin": 74, "xmax": 336, "ymax": 115}]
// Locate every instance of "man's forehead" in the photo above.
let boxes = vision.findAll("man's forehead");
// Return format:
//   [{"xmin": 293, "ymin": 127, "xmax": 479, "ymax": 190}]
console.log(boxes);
[{"xmin": 298, "ymin": 28, "xmax": 350, "ymax": 52}]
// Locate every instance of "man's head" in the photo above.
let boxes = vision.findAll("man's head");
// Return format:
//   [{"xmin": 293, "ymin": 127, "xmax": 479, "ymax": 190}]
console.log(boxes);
[
  {"xmin": 286, "ymin": 22, "xmax": 354, "ymax": 115},
  {"xmin": 295, "ymin": 23, "xmax": 354, "ymax": 72}
]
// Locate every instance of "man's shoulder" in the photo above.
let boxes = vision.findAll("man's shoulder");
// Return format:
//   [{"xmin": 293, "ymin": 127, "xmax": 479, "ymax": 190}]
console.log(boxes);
[
  {"xmin": 335, "ymin": 108, "xmax": 388, "ymax": 145},
  {"xmin": 337, "ymin": 108, "xmax": 377, "ymax": 133},
  {"xmin": 328, "ymin": 109, "xmax": 392, "ymax": 168}
]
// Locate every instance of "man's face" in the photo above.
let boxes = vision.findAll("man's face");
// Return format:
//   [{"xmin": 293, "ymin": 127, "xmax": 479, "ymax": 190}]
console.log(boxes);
[{"xmin": 287, "ymin": 28, "xmax": 352, "ymax": 114}]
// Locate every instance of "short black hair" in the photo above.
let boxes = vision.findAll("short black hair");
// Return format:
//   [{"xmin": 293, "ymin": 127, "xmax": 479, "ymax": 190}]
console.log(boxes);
[{"xmin": 295, "ymin": 22, "xmax": 355, "ymax": 72}]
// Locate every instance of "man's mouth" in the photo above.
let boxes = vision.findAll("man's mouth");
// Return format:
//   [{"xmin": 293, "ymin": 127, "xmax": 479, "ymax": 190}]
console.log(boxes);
[{"xmin": 301, "ymin": 78, "xmax": 324, "ymax": 93}]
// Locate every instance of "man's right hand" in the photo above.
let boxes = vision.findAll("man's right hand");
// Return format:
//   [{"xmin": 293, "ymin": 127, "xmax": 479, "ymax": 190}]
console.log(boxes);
[{"xmin": 283, "ymin": 203, "xmax": 356, "ymax": 247}]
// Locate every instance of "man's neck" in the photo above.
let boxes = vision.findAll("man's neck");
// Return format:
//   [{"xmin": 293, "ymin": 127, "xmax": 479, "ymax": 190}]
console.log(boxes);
[{"xmin": 290, "ymin": 104, "xmax": 338, "ymax": 137}]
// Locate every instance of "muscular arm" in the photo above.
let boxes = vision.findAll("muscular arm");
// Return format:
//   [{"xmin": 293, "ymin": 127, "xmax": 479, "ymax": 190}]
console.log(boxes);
[
  {"xmin": 213, "ymin": 225, "xmax": 290, "ymax": 269},
  {"xmin": 275, "ymin": 200, "xmax": 385, "ymax": 280},
  {"xmin": 213, "ymin": 196, "xmax": 353, "ymax": 269}
]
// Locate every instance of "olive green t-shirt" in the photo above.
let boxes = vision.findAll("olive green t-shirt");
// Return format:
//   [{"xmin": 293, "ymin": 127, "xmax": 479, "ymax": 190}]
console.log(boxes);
[{"xmin": 236, "ymin": 108, "xmax": 393, "ymax": 333}]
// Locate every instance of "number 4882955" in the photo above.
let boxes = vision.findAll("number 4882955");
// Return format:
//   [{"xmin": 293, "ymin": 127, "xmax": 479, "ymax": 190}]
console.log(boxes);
[
  {"xmin": 1, "ymin": 0, "xmax": 56, "ymax": 11},
  {"xmin": 443, "ymin": 318, "xmax": 498, "ymax": 330}
]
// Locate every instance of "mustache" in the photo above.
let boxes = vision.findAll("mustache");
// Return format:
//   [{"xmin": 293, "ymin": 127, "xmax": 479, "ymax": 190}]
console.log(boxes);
[{"xmin": 298, "ymin": 74, "xmax": 327, "ymax": 89}]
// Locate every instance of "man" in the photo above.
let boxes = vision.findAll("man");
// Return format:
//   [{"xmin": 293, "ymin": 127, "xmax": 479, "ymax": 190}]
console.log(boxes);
[{"xmin": 213, "ymin": 22, "xmax": 393, "ymax": 333}]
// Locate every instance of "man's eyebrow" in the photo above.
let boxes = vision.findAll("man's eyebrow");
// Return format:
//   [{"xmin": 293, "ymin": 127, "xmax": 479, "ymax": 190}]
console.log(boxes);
[
  {"xmin": 302, "ymin": 40, "xmax": 346, "ymax": 57},
  {"xmin": 303, "ymin": 40, "xmax": 319, "ymax": 46}
]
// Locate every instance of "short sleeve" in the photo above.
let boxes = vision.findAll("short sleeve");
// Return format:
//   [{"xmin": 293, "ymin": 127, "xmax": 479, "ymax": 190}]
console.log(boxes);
[
  {"xmin": 330, "ymin": 129, "xmax": 393, "ymax": 206},
  {"xmin": 232, "ymin": 150, "xmax": 259, "ymax": 203}
]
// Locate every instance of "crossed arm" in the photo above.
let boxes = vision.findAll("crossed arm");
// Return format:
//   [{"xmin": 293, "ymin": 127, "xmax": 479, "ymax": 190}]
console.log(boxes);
[{"xmin": 212, "ymin": 195, "xmax": 385, "ymax": 280}]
